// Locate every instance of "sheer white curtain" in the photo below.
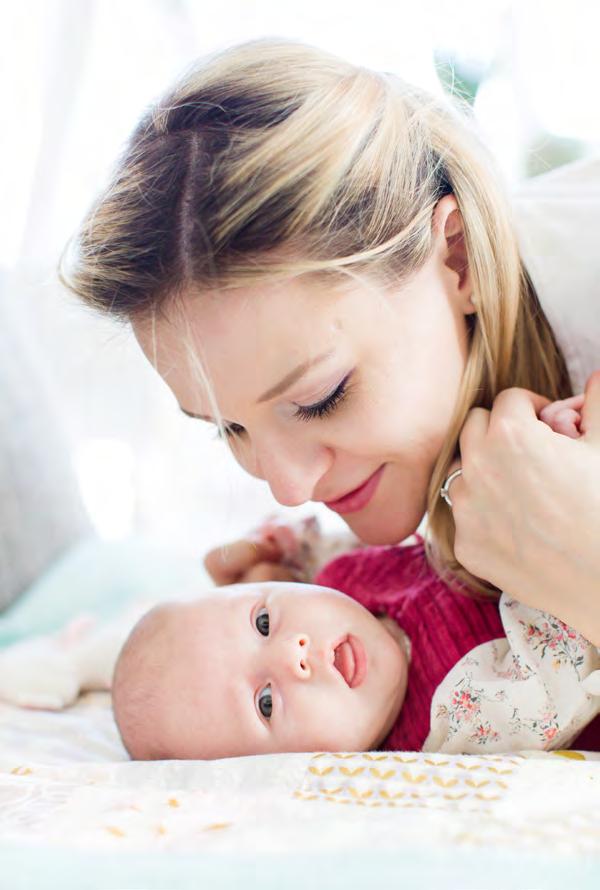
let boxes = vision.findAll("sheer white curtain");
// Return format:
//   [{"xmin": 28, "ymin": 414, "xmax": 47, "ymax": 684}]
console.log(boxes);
[
  {"xmin": 1, "ymin": 0, "xmax": 441, "ymax": 552},
  {"xmin": 2, "ymin": 0, "xmax": 598, "ymax": 552}
]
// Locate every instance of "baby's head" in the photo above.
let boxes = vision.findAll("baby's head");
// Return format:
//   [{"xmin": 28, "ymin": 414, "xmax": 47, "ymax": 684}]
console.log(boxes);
[{"xmin": 112, "ymin": 581, "xmax": 409, "ymax": 760}]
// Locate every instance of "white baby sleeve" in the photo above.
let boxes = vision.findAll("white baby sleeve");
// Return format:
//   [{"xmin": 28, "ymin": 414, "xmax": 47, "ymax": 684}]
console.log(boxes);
[
  {"xmin": 422, "ymin": 595, "xmax": 600, "ymax": 755},
  {"xmin": 0, "ymin": 604, "xmax": 149, "ymax": 710}
]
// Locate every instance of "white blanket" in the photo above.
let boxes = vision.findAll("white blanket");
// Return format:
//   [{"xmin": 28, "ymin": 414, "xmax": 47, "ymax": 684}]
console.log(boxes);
[
  {"xmin": 3, "ymin": 691, "xmax": 600, "ymax": 890},
  {"xmin": 1, "ymin": 692, "xmax": 600, "ymax": 859}
]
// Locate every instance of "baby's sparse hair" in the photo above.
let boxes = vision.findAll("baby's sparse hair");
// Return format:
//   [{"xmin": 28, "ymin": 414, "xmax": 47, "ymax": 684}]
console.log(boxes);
[{"xmin": 112, "ymin": 604, "xmax": 177, "ymax": 760}]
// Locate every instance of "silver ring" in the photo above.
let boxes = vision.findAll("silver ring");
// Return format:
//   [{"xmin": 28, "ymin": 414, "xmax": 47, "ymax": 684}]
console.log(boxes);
[{"xmin": 440, "ymin": 468, "xmax": 463, "ymax": 508}]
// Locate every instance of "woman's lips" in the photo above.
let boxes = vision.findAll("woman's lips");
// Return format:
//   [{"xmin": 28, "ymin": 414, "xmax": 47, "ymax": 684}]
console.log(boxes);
[
  {"xmin": 324, "ymin": 465, "xmax": 385, "ymax": 515},
  {"xmin": 332, "ymin": 634, "xmax": 367, "ymax": 688}
]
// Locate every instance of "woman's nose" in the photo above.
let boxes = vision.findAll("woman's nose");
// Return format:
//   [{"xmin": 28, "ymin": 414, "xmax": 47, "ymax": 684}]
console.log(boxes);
[{"xmin": 254, "ymin": 438, "xmax": 333, "ymax": 507}]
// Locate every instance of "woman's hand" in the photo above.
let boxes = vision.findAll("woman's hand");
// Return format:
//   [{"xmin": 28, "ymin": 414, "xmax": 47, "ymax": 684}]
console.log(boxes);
[{"xmin": 449, "ymin": 371, "xmax": 600, "ymax": 644}]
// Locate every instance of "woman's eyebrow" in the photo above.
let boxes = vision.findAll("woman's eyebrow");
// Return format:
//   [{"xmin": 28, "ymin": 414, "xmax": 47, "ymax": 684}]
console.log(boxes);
[
  {"xmin": 256, "ymin": 349, "xmax": 334, "ymax": 403},
  {"xmin": 179, "ymin": 349, "xmax": 335, "ymax": 420}
]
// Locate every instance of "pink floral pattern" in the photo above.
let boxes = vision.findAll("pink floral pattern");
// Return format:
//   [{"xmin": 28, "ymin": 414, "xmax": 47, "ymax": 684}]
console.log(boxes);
[
  {"xmin": 423, "ymin": 595, "xmax": 600, "ymax": 755},
  {"xmin": 517, "ymin": 614, "xmax": 585, "ymax": 670}
]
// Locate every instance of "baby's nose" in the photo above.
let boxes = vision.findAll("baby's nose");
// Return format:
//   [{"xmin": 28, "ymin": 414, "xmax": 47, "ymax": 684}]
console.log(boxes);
[{"xmin": 289, "ymin": 634, "xmax": 311, "ymax": 679}]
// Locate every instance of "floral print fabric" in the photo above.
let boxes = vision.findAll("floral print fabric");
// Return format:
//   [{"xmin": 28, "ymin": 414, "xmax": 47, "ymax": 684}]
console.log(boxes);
[{"xmin": 423, "ymin": 596, "xmax": 600, "ymax": 754}]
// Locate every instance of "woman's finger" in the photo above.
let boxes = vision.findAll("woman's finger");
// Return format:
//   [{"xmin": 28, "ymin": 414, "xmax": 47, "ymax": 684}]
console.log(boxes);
[
  {"xmin": 457, "ymin": 406, "xmax": 490, "ymax": 463},
  {"xmin": 487, "ymin": 387, "xmax": 551, "ymax": 434},
  {"xmin": 439, "ymin": 410, "xmax": 490, "ymax": 512},
  {"xmin": 580, "ymin": 369, "xmax": 600, "ymax": 438}
]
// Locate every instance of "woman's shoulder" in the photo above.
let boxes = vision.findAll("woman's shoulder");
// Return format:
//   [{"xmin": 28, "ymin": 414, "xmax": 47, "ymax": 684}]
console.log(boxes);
[{"xmin": 511, "ymin": 156, "xmax": 600, "ymax": 394}]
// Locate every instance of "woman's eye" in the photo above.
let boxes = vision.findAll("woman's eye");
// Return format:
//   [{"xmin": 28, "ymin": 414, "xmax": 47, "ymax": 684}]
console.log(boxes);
[
  {"xmin": 293, "ymin": 373, "xmax": 352, "ymax": 422},
  {"xmin": 255, "ymin": 607, "xmax": 270, "ymax": 637},
  {"xmin": 216, "ymin": 422, "xmax": 246, "ymax": 440},
  {"xmin": 256, "ymin": 684, "xmax": 272, "ymax": 720}
]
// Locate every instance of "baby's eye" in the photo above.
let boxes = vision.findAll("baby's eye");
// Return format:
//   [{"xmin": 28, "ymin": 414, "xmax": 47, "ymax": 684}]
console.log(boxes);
[
  {"xmin": 256, "ymin": 684, "xmax": 272, "ymax": 720},
  {"xmin": 255, "ymin": 607, "xmax": 270, "ymax": 637}
]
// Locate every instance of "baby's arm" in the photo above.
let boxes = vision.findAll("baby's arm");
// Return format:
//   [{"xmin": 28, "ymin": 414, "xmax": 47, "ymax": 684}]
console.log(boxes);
[
  {"xmin": 253, "ymin": 515, "xmax": 361, "ymax": 583},
  {"xmin": 539, "ymin": 393, "xmax": 584, "ymax": 439},
  {"xmin": 0, "ymin": 604, "xmax": 147, "ymax": 710},
  {"xmin": 423, "ymin": 595, "xmax": 600, "ymax": 755}
]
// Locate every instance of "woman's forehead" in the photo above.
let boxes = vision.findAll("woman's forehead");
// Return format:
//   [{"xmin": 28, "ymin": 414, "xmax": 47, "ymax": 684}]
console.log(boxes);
[
  {"xmin": 133, "ymin": 274, "xmax": 386, "ymax": 372},
  {"xmin": 131, "ymin": 274, "xmax": 400, "ymax": 429},
  {"xmin": 191, "ymin": 280, "xmax": 342, "ymax": 351},
  {"xmin": 131, "ymin": 286, "xmax": 346, "ymax": 410}
]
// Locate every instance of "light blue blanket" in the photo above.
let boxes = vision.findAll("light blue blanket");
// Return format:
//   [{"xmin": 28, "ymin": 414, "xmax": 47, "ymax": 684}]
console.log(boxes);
[{"xmin": 0, "ymin": 535, "xmax": 204, "ymax": 647}]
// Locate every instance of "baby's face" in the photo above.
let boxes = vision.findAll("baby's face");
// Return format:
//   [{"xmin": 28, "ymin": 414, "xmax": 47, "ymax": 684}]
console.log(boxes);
[{"xmin": 149, "ymin": 582, "xmax": 408, "ymax": 759}]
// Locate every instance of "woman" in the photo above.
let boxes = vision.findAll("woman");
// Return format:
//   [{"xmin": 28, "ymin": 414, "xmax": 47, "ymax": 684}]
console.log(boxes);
[{"xmin": 62, "ymin": 39, "xmax": 600, "ymax": 642}]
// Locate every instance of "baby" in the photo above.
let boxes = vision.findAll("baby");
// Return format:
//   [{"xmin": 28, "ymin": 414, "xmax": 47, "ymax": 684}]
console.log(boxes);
[
  {"xmin": 111, "ymin": 532, "xmax": 600, "ymax": 761},
  {"xmin": 111, "ymin": 391, "xmax": 600, "ymax": 760},
  {"xmin": 2, "ymin": 393, "xmax": 597, "ymax": 757},
  {"xmin": 112, "ymin": 574, "xmax": 410, "ymax": 760}
]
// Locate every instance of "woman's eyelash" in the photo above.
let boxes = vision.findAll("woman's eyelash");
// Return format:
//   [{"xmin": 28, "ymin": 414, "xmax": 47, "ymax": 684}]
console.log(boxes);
[
  {"xmin": 211, "ymin": 373, "xmax": 353, "ymax": 438},
  {"xmin": 212, "ymin": 422, "xmax": 246, "ymax": 440},
  {"xmin": 293, "ymin": 373, "xmax": 352, "ymax": 422}
]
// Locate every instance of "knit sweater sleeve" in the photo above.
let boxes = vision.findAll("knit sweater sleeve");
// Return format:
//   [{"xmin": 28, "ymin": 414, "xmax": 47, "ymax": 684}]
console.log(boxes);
[
  {"xmin": 314, "ymin": 539, "xmax": 431, "ymax": 616},
  {"xmin": 315, "ymin": 541, "xmax": 505, "ymax": 752}
]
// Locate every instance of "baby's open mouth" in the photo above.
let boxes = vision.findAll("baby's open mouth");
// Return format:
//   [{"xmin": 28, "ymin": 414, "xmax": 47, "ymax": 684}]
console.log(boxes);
[{"xmin": 333, "ymin": 635, "xmax": 367, "ymax": 688}]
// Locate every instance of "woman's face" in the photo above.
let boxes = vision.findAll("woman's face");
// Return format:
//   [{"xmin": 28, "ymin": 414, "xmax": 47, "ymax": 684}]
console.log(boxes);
[{"xmin": 133, "ymin": 197, "xmax": 475, "ymax": 545}]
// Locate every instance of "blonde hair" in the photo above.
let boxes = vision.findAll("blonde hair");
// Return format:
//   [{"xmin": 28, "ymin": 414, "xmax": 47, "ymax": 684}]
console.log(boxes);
[{"xmin": 61, "ymin": 38, "xmax": 571, "ymax": 596}]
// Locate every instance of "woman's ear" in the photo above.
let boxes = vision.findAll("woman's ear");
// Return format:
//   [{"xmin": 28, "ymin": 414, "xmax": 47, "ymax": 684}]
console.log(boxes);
[{"xmin": 432, "ymin": 194, "xmax": 476, "ymax": 316}]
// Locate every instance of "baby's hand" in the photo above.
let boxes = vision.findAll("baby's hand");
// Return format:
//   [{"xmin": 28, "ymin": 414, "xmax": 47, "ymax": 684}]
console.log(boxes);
[
  {"xmin": 538, "ymin": 394, "xmax": 584, "ymax": 439},
  {"xmin": 204, "ymin": 516, "xmax": 312, "ymax": 585},
  {"xmin": 0, "ymin": 636, "xmax": 80, "ymax": 710}
]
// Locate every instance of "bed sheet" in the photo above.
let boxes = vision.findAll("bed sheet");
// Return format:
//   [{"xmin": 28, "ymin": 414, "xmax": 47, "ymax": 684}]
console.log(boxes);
[
  {"xmin": 2, "ymin": 690, "xmax": 600, "ymax": 889},
  {"xmin": 2, "ymin": 537, "xmax": 600, "ymax": 889}
]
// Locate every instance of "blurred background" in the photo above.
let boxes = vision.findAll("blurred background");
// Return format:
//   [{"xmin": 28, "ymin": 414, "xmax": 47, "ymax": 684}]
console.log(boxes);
[{"xmin": 2, "ymin": 0, "xmax": 599, "ymax": 557}]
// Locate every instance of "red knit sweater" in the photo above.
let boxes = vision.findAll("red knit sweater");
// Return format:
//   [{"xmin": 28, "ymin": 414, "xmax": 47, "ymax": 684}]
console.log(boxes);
[
  {"xmin": 315, "ymin": 539, "xmax": 600, "ymax": 752},
  {"xmin": 315, "ymin": 539, "xmax": 503, "ymax": 751}
]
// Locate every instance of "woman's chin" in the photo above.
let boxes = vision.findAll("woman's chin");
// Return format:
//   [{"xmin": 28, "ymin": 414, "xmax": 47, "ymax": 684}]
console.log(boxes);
[{"xmin": 343, "ymin": 507, "xmax": 424, "ymax": 546}]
